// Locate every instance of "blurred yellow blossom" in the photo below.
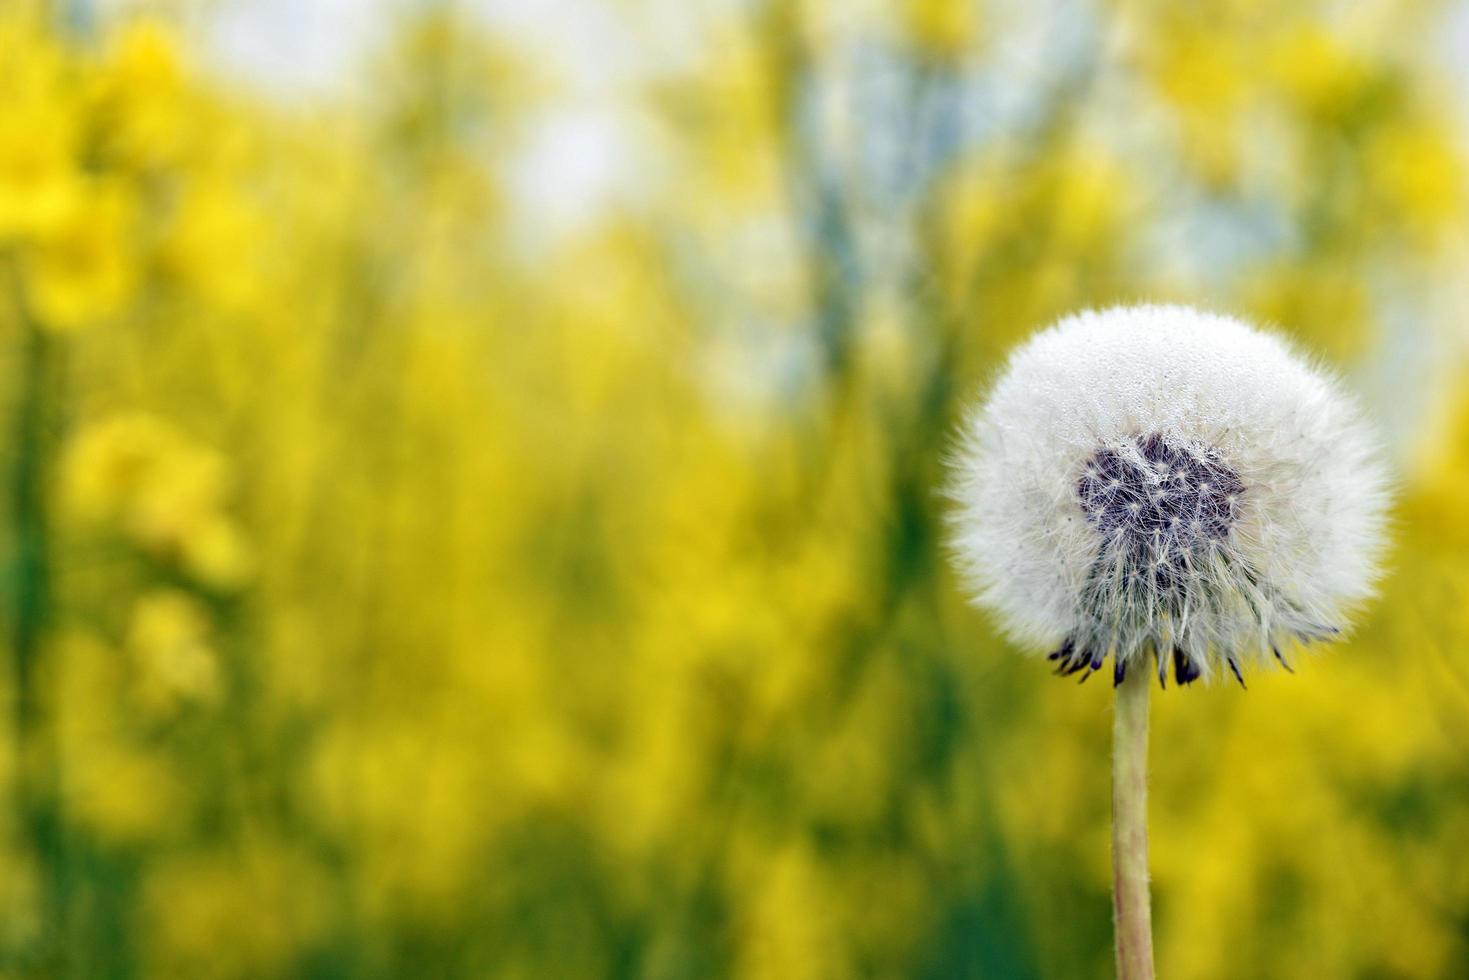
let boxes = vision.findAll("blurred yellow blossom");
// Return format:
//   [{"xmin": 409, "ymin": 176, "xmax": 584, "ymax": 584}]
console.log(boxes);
[
  {"xmin": 54, "ymin": 629, "xmax": 185, "ymax": 843},
  {"xmin": 62, "ymin": 412, "xmax": 251, "ymax": 588},
  {"xmin": 89, "ymin": 19, "xmax": 191, "ymax": 171},
  {"xmin": 1243, "ymin": 258, "xmax": 1371, "ymax": 361},
  {"xmin": 66, "ymin": 742, "xmax": 182, "ymax": 845},
  {"xmin": 157, "ymin": 178, "xmax": 270, "ymax": 311},
  {"xmin": 141, "ymin": 844, "xmax": 329, "ymax": 980},
  {"xmin": 0, "ymin": 3, "xmax": 1465, "ymax": 978},
  {"xmin": 899, "ymin": 0, "xmax": 979, "ymax": 62},
  {"xmin": 1365, "ymin": 117, "xmax": 1464, "ymax": 239},
  {"xmin": 0, "ymin": 21, "xmax": 78, "ymax": 240},
  {"xmin": 0, "ymin": 103, "xmax": 80, "ymax": 242},
  {"xmin": 127, "ymin": 590, "xmax": 222, "ymax": 716},
  {"xmin": 1268, "ymin": 26, "xmax": 1370, "ymax": 121},
  {"xmin": 733, "ymin": 843, "xmax": 846, "ymax": 980},
  {"xmin": 22, "ymin": 180, "xmax": 138, "ymax": 330}
]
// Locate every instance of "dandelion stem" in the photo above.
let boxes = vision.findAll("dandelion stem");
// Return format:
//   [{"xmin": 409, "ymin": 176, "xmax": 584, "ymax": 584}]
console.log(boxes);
[{"xmin": 1112, "ymin": 660, "xmax": 1155, "ymax": 980}]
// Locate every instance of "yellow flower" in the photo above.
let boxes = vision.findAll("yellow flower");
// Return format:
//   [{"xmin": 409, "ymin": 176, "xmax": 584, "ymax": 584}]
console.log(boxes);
[
  {"xmin": 1267, "ymin": 26, "xmax": 1369, "ymax": 121},
  {"xmin": 1242, "ymin": 259, "xmax": 1370, "ymax": 362},
  {"xmin": 89, "ymin": 19, "xmax": 190, "ymax": 171},
  {"xmin": 128, "ymin": 590, "xmax": 222, "ymax": 716},
  {"xmin": 1365, "ymin": 118, "xmax": 1463, "ymax": 238},
  {"xmin": 732, "ymin": 843, "xmax": 847, "ymax": 980},
  {"xmin": 1149, "ymin": 28, "xmax": 1246, "ymax": 113},
  {"xmin": 53, "ymin": 629, "xmax": 184, "ymax": 843},
  {"xmin": 900, "ymin": 0, "xmax": 979, "ymax": 61},
  {"xmin": 1143, "ymin": 25, "xmax": 1248, "ymax": 184},
  {"xmin": 66, "ymin": 743, "xmax": 182, "ymax": 845},
  {"xmin": 23, "ymin": 180, "xmax": 138, "ymax": 330},
  {"xmin": 158, "ymin": 178, "xmax": 270, "ymax": 310},
  {"xmin": 141, "ymin": 844, "xmax": 328, "ymax": 979},
  {"xmin": 1048, "ymin": 145, "xmax": 1132, "ymax": 251},
  {"xmin": 0, "ymin": 27, "xmax": 80, "ymax": 239},
  {"xmin": 180, "ymin": 515, "xmax": 254, "ymax": 591},
  {"xmin": 62, "ymin": 412, "xmax": 253, "ymax": 588},
  {"xmin": 125, "ymin": 443, "xmax": 230, "ymax": 557}
]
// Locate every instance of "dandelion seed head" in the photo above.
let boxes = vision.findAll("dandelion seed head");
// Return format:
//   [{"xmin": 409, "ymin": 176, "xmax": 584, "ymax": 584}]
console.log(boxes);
[{"xmin": 946, "ymin": 304, "xmax": 1390, "ymax": 685}]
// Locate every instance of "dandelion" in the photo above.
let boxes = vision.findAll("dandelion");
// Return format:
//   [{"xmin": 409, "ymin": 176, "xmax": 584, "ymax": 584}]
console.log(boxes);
[{"xmin": 947, "ymin": 304, "xmax": 1389, "ymax": 979}]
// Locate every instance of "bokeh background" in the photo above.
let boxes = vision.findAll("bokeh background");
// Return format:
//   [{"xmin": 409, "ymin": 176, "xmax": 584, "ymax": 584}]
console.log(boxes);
[{"xmin": 3, "ymin": 0, "xmax": 1469, "ymax": 977}]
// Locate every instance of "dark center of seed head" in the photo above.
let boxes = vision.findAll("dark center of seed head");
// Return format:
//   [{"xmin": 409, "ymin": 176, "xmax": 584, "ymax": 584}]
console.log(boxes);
[
  {"xmin": 1076, "ymin": 434, "xmax": 1243, "ymax": 559},
  {"xmin": 1059, "ymin": 435, "xmax": 1247, "ymax": 686}
]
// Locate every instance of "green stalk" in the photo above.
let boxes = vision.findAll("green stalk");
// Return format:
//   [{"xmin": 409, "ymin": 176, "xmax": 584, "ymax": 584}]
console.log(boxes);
[
  {"xmin": 8, "ymin": 258, "xmax": 64, "ymax": 974},
  {"xmin": 1112, "ymin": 661, "xmax": 1155, "ymax": 980}
]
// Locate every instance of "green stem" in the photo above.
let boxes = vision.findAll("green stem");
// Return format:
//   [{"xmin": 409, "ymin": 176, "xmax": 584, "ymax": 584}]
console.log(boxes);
[
  {"xmin": 1112, "ymin": 662, "xmax": 1155, "ymax": 980},
  {"xmin": 8, "ymin": 258, "xmax": 64, "ymax": 974}
]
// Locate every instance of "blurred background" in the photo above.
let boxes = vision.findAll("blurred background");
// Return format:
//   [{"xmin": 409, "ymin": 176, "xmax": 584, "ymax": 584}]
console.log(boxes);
[{"xmin": 3, "ymin": 0, "xmax": 1469, "ymax": 977}]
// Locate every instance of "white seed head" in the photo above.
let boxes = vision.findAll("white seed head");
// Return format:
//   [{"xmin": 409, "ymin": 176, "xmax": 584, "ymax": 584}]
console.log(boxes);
[{"xmin": 947, "ymin": 304, "xmax": 1390, "ymax": 687}]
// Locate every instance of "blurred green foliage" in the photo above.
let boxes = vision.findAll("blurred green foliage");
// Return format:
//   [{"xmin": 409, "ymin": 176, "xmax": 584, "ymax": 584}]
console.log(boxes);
[{"xmin": 1, "ymin": 0, "xmax": 1468, "ymax": 977}]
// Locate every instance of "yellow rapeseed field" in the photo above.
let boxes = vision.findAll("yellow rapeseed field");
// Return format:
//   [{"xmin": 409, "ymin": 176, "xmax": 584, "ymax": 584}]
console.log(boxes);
[{"xmin": 2, "ymin": 1, "xmax": 1468, "ymax": 977}]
